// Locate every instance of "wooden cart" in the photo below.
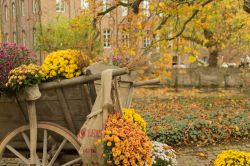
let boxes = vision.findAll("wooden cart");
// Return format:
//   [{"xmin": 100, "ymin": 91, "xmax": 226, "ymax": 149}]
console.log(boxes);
[{"xmin": 0, "ymin": 67, "xmax": 159, "ymax": 166}]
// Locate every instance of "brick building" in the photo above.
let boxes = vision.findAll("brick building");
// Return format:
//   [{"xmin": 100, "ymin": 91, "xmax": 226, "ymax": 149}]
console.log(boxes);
[
  {"xmin": 1, "ymin": 0, "xmax": 153, "ymax": 60},
  {"xmin": 0, "ymin": 0, "xmax": 84, "ymax": 51},
  {"xmin": 1, "ymin": 0, "xmax": 201, "ymax": 67}
]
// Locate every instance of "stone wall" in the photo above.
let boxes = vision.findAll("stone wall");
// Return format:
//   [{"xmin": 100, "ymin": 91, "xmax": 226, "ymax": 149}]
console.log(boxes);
[{"xmin": 165, "ymin": 68, "xmax": 250, "ymax": 89}]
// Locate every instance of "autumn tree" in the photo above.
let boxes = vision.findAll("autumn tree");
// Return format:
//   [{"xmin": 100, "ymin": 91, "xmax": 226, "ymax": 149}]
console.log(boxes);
[
  {"xmin": 92, "ymin": 0, "xmax": 215, "ymax": 72},
  {"xmin": 36, "ymin": 14, "xmax": 102, "ymax": 59},
  {"xmin": 181, "ymin": 0, "xmax": 250, "ymax": 66}
]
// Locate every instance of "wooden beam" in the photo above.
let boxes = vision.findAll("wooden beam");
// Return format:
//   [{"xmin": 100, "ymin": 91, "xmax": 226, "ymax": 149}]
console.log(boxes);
[
  {"xmin": 42, "ymin": 130, "xmax": 48, "ymax": 166},
  {"xmin": 86, "ymin": 70, "xmax": 97, "ymax": 104},
  {"xmin": 61, "ymin": 157, "xmax": 82, "ymax": 166},
  {"xmin": 125, "ymin": 85, "xmax": 134, "ymax": 108},
  {"xmin": 133, "ymin": 79, "xmax": 160, "ymax": 87},
  {"xmin": 40, "ymin": 68, "xmax": 129, "ymax": 90},
  {"xmin": 6, "ymin": 145, "xmax": 29, "ymax": 164},
  {"xmin": 26, "ymin": 101, "xmax": 37, "ymax": 165},
  {"xmin": 21, "ymin": 132, "xmax": 41, "ymax": 166},
  {"xmin": 56, "ymin": 88, "xmax": 76, "ymax": 134},
  {"xmin": 81, "ymin": 84, "xmax": 93, "ymax": 111},
  {"xmin": 47, "ymin": 139, "xmax": 67, "ymax": 166}
]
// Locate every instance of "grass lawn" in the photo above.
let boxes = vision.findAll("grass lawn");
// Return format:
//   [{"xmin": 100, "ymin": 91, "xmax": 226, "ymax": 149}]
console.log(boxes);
[{"xmin": 132, "ymin": 88, "xmax": 250, "ymax": 147}]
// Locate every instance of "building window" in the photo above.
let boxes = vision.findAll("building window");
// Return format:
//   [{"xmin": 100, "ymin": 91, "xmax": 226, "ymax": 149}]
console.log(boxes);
[
  {"xmin": 12, "ymin": 3, "xmax": 16, "ymax": 20},
  {"xmin": 13, "ymin": 32, "xmax": 17, "ymax": 43},
  {"xmin": 33, "ymin": 0, "xmax": 39, "ymax": 14},
  {"xmin": 81, "ymin": 0, "xmax": 89, "ymax": 9},
  {"xmin": 156, "ymin": 34, "xmax": 160, "ymax": 51},
  {"xmin": 22, "ymin": 30, "xmax": 26, "ymax": 45},
  {"xmin": 202, "ymin": 57, "xmax": 208, "ymax": 63},
  {"xmin": 21, "ymin": 0, "xmax": 25, "ymax": 16},
  {"xmin": 143, "ymin": 31, "xmax": 151, "ymax": 47},
  {"xmin": 33, "ymin": 28, "xmax": 37, "ymax": 47},
  {"xmin": 172, "ymin": 55, "xmax": 178, "ymax": 66},
  {"xmin": 103, "ymin": 29, "xmax": 111, "ymax": 48},
  {"xmin": 4, "ymin": 5, "xmax": 8, "ymax": 21},
  {"xmin": 5, "ymin": 33, "xmax": 9, "ymax": 42},
  {"xmin": 103, "ymin": 0, "xmax": 111, "ymax": 16},
  {"xmin": 143, "ymin": 37, "xmax": 150, "ymax": 47},
  {"xmin": 142, "ymin": 0, "xmax": 150, "ymax": 17},
  {"xmin": 56, "ymin": 0, "xmax": 65, "ymax": 12},
  {"xmin": 121, "ymin": 0, "xmax": 128, "ymax": 16},
  {"xmin": 122, "ymin": 33, "xmax": 130, "ymax": 47}
]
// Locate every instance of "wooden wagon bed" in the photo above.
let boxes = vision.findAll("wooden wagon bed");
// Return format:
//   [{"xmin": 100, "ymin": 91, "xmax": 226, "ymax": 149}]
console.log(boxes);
[{"xmin": 0, "ymin": 65, "xmax": 159, "ymax": 165}]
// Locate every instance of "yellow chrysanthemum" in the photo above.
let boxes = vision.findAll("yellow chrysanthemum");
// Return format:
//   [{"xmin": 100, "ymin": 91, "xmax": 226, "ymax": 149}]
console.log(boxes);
[
  {"xmin": 122, "ymin": 108, "xmax": 147, "ymax": 132},
  {"xmin": 99, "ymin": 113, "xmax": 152, "ymax": 166},
  {"xmin": 41, "ymin": 49, "xmax": 90, "ymax": 80},
  {"xmin": 214, "ymin": 150, "xmax": 250, "ymax": 166}
]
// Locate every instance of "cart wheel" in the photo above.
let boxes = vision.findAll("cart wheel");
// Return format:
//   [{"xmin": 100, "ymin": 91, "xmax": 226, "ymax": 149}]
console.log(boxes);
[{"xmin": 0, "ymin": 122, "xmax": 82, "ymax": 166}]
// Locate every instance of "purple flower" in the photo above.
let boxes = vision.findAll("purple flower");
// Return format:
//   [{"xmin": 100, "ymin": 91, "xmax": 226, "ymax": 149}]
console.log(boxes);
[{"xmin": 0, "ymin": 43, "xmax": 37, "ymax": 93}]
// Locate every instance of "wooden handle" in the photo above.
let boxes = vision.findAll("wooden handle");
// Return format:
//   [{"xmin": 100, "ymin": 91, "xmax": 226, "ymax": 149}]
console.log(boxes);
[
  {"xmin": 40, "ymin": 68, "xmax": 129, "ymax": 90},
  {"xmin": 27, "ymin": 101, "xmax": 37, "ymax": 165},
  {"xmin": 133, "ymin": 78, "xmax": 160, "ymax": 87}
]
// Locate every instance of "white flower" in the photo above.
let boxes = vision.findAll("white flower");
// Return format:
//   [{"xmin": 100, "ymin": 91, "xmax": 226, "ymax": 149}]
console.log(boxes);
[{"xmin": 151, "ymin": 141, "xmax": 177, "ymax": 166}]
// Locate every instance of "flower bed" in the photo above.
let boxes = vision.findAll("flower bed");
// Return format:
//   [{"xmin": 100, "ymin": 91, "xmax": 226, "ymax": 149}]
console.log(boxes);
[
  {"xmin": 214, "ymin": 150, "xmax": 250, "ymax": 166},
  {"xmin": 132, "ymin": 88, "xmax": 250, "ymax": 147}
]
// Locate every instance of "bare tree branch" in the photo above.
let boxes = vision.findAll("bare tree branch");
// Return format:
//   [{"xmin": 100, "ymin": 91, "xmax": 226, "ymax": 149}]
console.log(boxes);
[{"xmin": 160, "ymin": 0, "xmax": 214, "ymax": 40}]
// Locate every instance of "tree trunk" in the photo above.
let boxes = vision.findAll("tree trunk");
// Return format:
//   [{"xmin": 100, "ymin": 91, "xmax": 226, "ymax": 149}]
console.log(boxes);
[
  {"xmin": 244, "ymin": 0, "xmax": 250, "ymax": 13},
  {"xmin": 208, "ymin": 49, "xmax": 219, "ymax": 67}
]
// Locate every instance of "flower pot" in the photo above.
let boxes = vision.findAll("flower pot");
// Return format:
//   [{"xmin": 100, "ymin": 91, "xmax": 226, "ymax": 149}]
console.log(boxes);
[{"xmin": 25, "ymin": 85, "xmax": 41, "ymax": 101}]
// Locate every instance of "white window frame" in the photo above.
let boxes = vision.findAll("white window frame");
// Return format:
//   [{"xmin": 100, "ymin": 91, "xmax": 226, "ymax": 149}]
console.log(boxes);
[
  {"xmin": 5, "ymin": 5, "xmax": 8, "ymax": 21},
  {"xmin": 56, "ymin": 0, "xmax": 65, "ymax": 12},
  {"xmin": 33, "ymin": 0, "xmax": 39, "ymax": 14},
  {"xmin": 21, "ymin": 0, "xmax": 25, "ymax": 16},
  {"xmin": 121, "ymin": 0, "xmax": 128, "ymax": 17},
  {"xmin": 143, "ymin": 37, "xmax": 150, "ymax": 47},
  {"xmin": 156, "ymin": 34, "xmax": 160, "ymax": 51},
  {"xmin": 81, "ymin": 0, "xmax": 89, "ymax": 9},
  {"xmin": 143, "ymin": 0, "xmax": 150, "ymax": 17},
  {"xmin": 12, "ymin": 2, "xmax": 16, "ymax": 20},
  {"xmin": 103, "ymin": 29, "xmax": 111, "ymax": 48},
  {"xmin": 33, "ymin": 28, "xmax": 37, "ymax": 47},
  {"xmin": 103, "ymin": 0, "xmax": 111, "ymax": 16},
  {"xmin": 13, "ymin": 32, "xmax": 17, "ymax": 43},
  {"xmin": 5, "ymin": 33, "xmax": 9, "ymax": 42},
  {"xmin": 172, "ymin": 55, "xmax": 178, "ymax": 66},
  {"xmin": 122, "ymin": 33, "xmax": 130, "ymax": 47},
  {"xmin": 22, "ymin": 30, "xmax": 26, "ymax": 45}
]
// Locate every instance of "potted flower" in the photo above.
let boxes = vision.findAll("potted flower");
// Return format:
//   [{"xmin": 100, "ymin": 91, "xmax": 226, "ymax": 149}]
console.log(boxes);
[
  {"xmin": 122, "ymin": 108, "xmax": 147, "ymax": 132},
  {"xmin": 5, "ymin": 64, "xmax": 44, "ymax": 100},
  {"xmin": 0, "ymin": 43, "xmax": 36, "ymax": 94},
  {"xmin": 41, "ymin": 49, "xmax": 90, "ymax": 81},
  {"xmin": 151, "ymin": 141, "xmax": 177, "ymax": 166},
  {"xmin": 97, "ymin": 113, "xmax": 153, "ymax": 166}
]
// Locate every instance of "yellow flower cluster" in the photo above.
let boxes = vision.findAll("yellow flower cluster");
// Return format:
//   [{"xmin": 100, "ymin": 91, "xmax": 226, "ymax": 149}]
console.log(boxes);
[
  {"xmin": 123, "ymin": 108, "xmax": 147, "ymax": 132},
  {"xmin": 6, "ymin": 64, "xmax": 44, "ymax": 91},
  {"xmin": 214, "ymin": 150, "xmax": 250, "ymax": 166},
  {"xmin": 100, "ymin": 113, "xmax": 152, "ymax": 166},
  {"xmin": 41, "ymin": 49, "xmax": 89, "ymax": 80}
]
